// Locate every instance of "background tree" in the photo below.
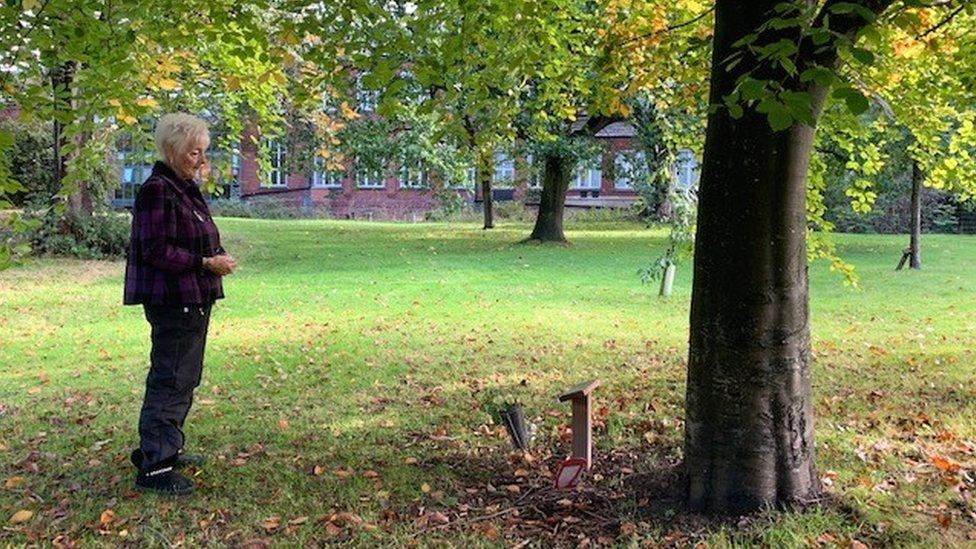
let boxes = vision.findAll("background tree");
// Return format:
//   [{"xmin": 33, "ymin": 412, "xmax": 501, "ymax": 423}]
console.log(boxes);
[{"xmin": 0, "ymin": 0, "xmax": 287, "ymax": 266}]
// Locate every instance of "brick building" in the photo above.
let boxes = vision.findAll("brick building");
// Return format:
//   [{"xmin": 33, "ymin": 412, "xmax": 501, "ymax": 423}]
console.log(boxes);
[{"xmin": 108, "ymin": 120, "xmax": 700, "ymax": 218}]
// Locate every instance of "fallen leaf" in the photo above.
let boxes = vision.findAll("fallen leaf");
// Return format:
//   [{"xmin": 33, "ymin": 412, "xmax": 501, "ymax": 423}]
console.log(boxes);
[
  {"xmin": 9, "ymin": 509, "xmax": 33, "ymax": 524},
  {"xmin": 4, "ymin": 476, "xmax": 24, "ymax": 489},
  {"xmin": 428, "ymin": 511, "xmax": 449, "ymax": 525},
  {"xmin": 288, "ymin": 516, "xmax": 309, "ymax": 526},
  {"xmin": 932, "ymin": 455, "xmax": 960, "ymax": 473},
  {"xmin": 261, "ymin": 516, "xmax": 281, "ymax": 532},
  {"xmin": 313, "ymin": 465, "xmax": 326, "ymax": 476},
  {"xmin": 99, "ymin": 509, "xmax": 116, "ymax": 528},
  {"xmin": 421, "ymin": 483, "xmax": 431, "ymax": 493},
  {"xmin": 277, "ymin": 419, "xmax": 290, "ymax": 431},
  {"xmin": 620, "ymin": 521, "xmax": 636, "ymax": 536},
  {"xmin": 504, "ymin": 484, "xmax": 521, "ymax": 494}
]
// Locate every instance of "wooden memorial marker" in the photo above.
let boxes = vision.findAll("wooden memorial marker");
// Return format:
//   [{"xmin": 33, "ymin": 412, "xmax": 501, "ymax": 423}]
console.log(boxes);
[{"xmin": 558, "ymin": 379, "xmax": 600, "ymax": 470}]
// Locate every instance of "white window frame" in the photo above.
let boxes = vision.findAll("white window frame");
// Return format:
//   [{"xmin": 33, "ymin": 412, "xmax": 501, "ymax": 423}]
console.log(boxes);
[
  {"xmin": 571, "ymin": 155, "xmax": 602, "ymax": 190},
  {"xmin": 673, "ymin": 149, "xmax": 699, "ymax": 192},
  {"xmin": 492, "ymin": 151, "xmax": 515, "ymax": 186},
  {"xmin": 356, "ymin": 165, "xmax": 385, "ymax": 189},
  {"xmin": 450, "ymin": 166, "xmax": 476, "ymax": 190},
  {"xmin": 356, "ymin": 76, "xmax": 379, "ymax": 113},
  {"xmin": 614, "ymin": 150, "xmax": 646, "ymax": 190},
  {"xmin": 265, "ymin": 140, "xmax": 287, "ymax": 188},
  {"xmin": 399, "ymin": 159, "xmax": 427, "ymax": 189},
  {"xmin": 312, "ymin": 157, "xmax": 344, "ymax": 188}
]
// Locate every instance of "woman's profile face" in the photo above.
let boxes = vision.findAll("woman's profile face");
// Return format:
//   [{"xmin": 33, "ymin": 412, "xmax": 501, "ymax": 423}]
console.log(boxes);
[{"xmin": 173, "ymin": 133, "xmax": 210, "ymax": 180}]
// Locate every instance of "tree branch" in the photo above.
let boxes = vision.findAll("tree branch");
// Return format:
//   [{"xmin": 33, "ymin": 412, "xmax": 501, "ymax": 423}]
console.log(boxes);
[
  {"xmin": 915, "ymin": 4, "xmax": 966, "ymax": 39},
  {"xmin": 619, "ymin": 7, "xmax": 715, "ymax": 47}
]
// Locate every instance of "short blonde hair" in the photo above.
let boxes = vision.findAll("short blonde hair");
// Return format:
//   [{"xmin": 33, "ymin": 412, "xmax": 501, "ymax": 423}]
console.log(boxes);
[{"xmin": 154, "ymin": 113, "xmax": 210, "ymax": 164}]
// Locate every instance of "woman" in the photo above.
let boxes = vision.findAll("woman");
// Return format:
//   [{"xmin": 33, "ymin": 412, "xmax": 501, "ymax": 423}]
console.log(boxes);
[{"xmin": 123, "ymin": 113, "xmax": 237, "ymax": 495}]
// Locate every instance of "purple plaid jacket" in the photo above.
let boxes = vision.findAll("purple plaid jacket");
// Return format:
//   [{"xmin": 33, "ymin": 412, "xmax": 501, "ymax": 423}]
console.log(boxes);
[{"xmin": 123, "ymin": 161, "xmax": 225, "ymax": 306}]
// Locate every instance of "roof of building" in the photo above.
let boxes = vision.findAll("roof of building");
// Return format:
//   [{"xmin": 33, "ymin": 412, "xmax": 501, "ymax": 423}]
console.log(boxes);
[
  {"xmin": 570, "ymin": 117, "xmax": 637, "ymax": 138},
  {"xmin": 594, "ymin": 121, "xmax": 636, "ymax": 138}
]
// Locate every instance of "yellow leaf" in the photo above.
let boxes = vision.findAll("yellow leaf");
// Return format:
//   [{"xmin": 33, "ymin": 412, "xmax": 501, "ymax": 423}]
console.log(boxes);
[
  {"xmin": 4, "ymin": 476, "xmax": 24, "ymax": 489},
  {"xmin": 225, "ymin": 75, "xmax": 241, "ymax": 91},
  {"xmin": 157, "ymin": 78, "xmax": 180, "ymax": 91},
  {"xmin": 136, "ymin": 97, "xmax": 157, "ymax": 108},
  {"xmin": 23, "ymin": 0, "xmax": 41, "ymax": 11},
  {"xmin": 9, "ymin": 509, "xmax": 32, "ymax": 524},
  {"xmin": 339, "ymin": 102, "xmax": 360, "ymax": 121}
]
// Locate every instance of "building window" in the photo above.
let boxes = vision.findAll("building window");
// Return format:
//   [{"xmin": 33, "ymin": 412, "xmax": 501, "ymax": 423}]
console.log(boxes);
[
  {"xmin": 399, "ymin": 159, "xmax": 427, "ymax": 189},
  {"xmin": 673, "ymin": 149, "xmax": 699, "ymax": 191},
  {"xmin": 356, "ymin": 164, "xmax": 385, "ymax": 189},
  {"xmin": 115, "ymin": 150, "xmax": 152, "ymax": 203},
  {"xmin": 492, "ymin": 151, "xmax": 515, "ymax": 186},
  {"xmin": 265, "ymin": 140, "xmax": 287, "ymax": 187},
  {"xmin": 614, "ymin": 150, "xmax": 646, "ymax": 190},
  {"xmin": 450, "ymin": 166, "xmax": 476, "ymax": 189},
  {"xmin": 572, "ymin": 154, "xmax": 602, "ymax": 190},
  {"xmin": 312, "ymin": 157, "xmax": 344, "ymax": 188},
  {"xmin": 356, "ymin": 75, "xmax": 379, "ymax": 113}
]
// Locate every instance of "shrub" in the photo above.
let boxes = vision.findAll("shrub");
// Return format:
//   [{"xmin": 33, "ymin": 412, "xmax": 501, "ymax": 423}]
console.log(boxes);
[
  {"xmin": 26, "ymin": 210, "xmax": 130, "ymax": 260},
  {"xmin": 0, "ymin": 118, "xmax": 56, "ymax": 207}
]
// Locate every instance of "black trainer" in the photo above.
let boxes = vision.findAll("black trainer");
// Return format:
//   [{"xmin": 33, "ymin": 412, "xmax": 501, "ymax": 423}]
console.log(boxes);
[
  {"xmin": 134, "ymin": 464, "xmax": 195, "ymax": 496},
  {"xmin": 130, "ymin": 449, "xmax": 206, "ymax": 470}
]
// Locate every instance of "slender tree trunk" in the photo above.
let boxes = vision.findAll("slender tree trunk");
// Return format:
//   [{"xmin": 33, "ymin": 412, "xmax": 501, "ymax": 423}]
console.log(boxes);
[
  {"xmin": 51, "ymin": 62, "xmax": 93, "ymax": 221},
  {"xmin": 909, "ymin": 160, "xmax": 922, "ymax": 269},
  {"xmin": 527, "ymin": 153, "xmax": 571, "ymax": 242},
  {"xmin": 51, "ymin": 63, "xmax": 72, "ymax": 197},
  {"xmin": 685, "ymin": 1, "xmax": 834, "ymax": 514},
  {"xmin": 480, "ymin": 150, "xmax": 494, "ymax": 230}
]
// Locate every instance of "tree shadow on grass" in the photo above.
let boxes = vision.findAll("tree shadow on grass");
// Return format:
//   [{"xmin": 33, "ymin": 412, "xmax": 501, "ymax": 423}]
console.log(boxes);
[{"xmin": 403, "ymin": 435, "xmax": 921, "ymax": 547}]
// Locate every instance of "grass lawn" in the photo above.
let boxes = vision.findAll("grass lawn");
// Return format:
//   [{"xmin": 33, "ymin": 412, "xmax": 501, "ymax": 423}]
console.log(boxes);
[{"xmin": 1, "ymin": 218, "xmax": 974, "ymax": 547}]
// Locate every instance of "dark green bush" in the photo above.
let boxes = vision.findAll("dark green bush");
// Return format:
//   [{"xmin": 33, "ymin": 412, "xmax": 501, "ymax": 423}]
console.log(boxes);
[{"xmin": 27, "ymin": 210, "xmax": 130, "ymax": 260}]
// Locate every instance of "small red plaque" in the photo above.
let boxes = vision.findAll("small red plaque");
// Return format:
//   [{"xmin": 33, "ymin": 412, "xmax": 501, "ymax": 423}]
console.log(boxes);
[{"xmin": 553, "ymin": 458, "xmax": 587, "ymax": 490}]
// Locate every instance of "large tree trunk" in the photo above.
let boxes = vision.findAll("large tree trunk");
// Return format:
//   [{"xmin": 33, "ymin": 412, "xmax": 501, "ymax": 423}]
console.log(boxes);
[
  {"xmin": 527, "ymin": 153, "xmax": 571, "ymax": 242},
  {"xmin": 908, "ymin": 160, "xmax": 922, "ymax": 269},
  {"xmin": 684, "ymin": 1, "xmax": 829, "ymax": 514}
]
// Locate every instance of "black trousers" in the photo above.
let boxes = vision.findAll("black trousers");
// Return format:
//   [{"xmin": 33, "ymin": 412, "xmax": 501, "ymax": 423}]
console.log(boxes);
[{"xmin": 138, "ymin": 303, "xmax": 212, "ymax": 470}]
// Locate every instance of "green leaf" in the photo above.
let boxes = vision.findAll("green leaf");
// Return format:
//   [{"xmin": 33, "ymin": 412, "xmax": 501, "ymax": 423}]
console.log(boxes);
[
  {"xmin": 768, "ymin": 108, "xmax": 794, "ymax": 132},
  {"xmin": 739, "ymin": 78, "xmax": 766, "ymax": 101},
  {"xmin": 850, "ymin": 47, "xmax": 874, "ymax": 65},
  {"xmin": 833, "ymin": 87, "xmax": 869, "ymax": 115},
  {"xmin": 727, "ymin": 101, "xmax": 743, "ymax": 119}
]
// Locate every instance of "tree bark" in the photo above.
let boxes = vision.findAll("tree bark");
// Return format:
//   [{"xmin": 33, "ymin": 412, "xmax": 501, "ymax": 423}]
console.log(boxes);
[
  {"xmin": 51, "ymin": 62, "xmax": 93, "ymax": 221},
  {"xmin": 908, "ymin": 160, "xmax": 922, "ymax": 269},
  {"xmin": 527, "ymin": 153, "xmax": 571, "ymax": 242},
  {"xmin": 480, "ymin": 150, "xmax": 494, "ymax": 230},
  {"xmin": 685, "ymin": 1, "xmax": 825, "ymax": 514}
]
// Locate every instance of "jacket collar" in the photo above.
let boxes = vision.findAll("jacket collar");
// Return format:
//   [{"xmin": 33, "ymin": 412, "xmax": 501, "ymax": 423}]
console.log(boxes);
[{"xmin": 152, "ymin": 161, "xmax": 196, "ymax": 192}]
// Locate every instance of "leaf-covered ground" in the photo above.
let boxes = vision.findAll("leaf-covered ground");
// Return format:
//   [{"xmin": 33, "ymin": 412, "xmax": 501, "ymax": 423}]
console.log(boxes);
[{"xmin": 1, "ymin": 219, "xmax": 974, "ymax": 547}]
